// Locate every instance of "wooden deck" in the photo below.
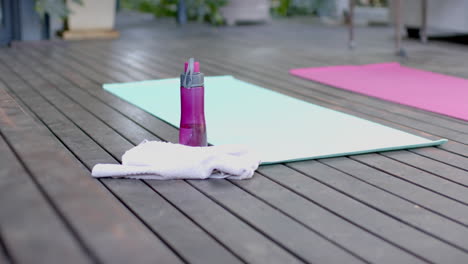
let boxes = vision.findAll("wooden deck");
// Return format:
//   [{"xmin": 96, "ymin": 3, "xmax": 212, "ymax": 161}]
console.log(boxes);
[{"xmin": 0, "ymin": 14, "xmax": 467, "ymax": 263}]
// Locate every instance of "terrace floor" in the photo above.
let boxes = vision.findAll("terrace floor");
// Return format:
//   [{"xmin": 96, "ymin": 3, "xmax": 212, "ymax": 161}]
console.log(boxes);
[{"xmin": 0, "ymin": 11, "xmax": 467, "ymax": 264}]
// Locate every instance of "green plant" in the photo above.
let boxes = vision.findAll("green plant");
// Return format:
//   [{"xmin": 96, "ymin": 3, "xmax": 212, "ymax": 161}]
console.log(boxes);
[
  {"xmin": 200, "ymin": 0, "xmax": 227, "ymax": 25},
  {"xmin": 271, "ymin": 0, "xmax": 330, "ymax": 17},
  {"xmin": 35, "ymin": 0, "xmax": 83, "ymax": 19},
  {"xmin": 271, "ymin": 0, "xmax": 291, "ymax": 17},
  {"xmin": 139, "ymin": 0, "xmax": 178, "ymax": 17},
  {"xmin": 123, "ymin": 0, "xmax": 227, "ymax": 25},
  {"xmin": 357, "ymin": 0, "xmax": 388, "ymax": 7}
]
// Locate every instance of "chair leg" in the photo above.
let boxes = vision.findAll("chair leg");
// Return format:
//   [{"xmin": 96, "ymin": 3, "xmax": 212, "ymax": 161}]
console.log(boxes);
[
  {"xmin": 348, "ymin": 0, "xmax": 355, "ymax": 49},
  {"xmin": 394, "ymin": 0, "xmax": 407, "ymax": 57},
  {"xmin": 420, "ymin": 0, "xmax": 428, "ymax": 43}
]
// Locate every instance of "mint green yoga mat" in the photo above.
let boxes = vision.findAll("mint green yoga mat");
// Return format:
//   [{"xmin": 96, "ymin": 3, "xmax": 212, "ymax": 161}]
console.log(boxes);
[{"xmin": 104, "ymin": 76, "xmax": 446, "ymax": 164}]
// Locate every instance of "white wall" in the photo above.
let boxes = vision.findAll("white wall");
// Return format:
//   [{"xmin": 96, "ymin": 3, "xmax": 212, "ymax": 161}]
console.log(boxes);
[
  {"xmin": 335, "ymin": 0, "xmax": 349, "ymax": 18},
  {"xmin": 401, "ymin": 0, "xmax": 468, "ymax": 33}
]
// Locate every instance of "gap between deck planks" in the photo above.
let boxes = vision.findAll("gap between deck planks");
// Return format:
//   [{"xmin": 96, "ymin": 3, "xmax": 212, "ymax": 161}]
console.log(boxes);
[
  {"xmin": 61, "ymin": 40, "xmax": 468, "ymax": 155},
  {"xmin": 1, "ymin": 47, "xmax": 367, "ymax": 264},
  {"xmin": 0, "ymin": 49, "xmax": 314, "ymax": 264},
  {"xmin": 93, "ymin": 28, "xmax": 468, "ymax": 136},
  {"xmin": 50, "ymin": 42, "xmax": 465, "ymax": 184},
  {"xmin": 6, "ymin": 42, "xmax": 468, "ymax": 262},
  {"xmin": 59, "ymin": 40, "xmax": 468, "ymax": 174},
  {"xmin": 24, "ymin": 41, "xmax": 468, "ymax": 204},
  {"xmin": 2, "ymin": 18, "xmax": 467, "ymax": 263},
  {"xmin": 207, "ymin": 28, "xmax": 468, "ymax": 130},
  {"xmin": 24, "ymin": 42, "xmax": 468, "ymax": 210},
  {"xmin": 0, "ymin": 67, "xmax": 184, "ymax": 263},
  {"xmin": 0, "ymin": 61, "xmax": 248, "ymax": 264},
  {"xmin": 0, "ymin": 91, "xmax": 93, "ymax": 264},
  {"xmin": 31, "ymin": 41, "xmax": 466, "ymax": 148},
  {"xmin": 0, "ymin": 241, "xmax": 11, "ymax": 264}
]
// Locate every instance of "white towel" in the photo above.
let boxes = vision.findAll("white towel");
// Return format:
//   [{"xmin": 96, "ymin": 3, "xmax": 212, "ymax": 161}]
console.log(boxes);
[{"xmin": 91, "ymin": 141, "xmax": 261, "ymax": 180}]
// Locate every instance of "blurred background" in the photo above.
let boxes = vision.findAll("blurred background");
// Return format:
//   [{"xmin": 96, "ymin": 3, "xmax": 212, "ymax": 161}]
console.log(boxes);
[{"xmin": 3, "ymin": 0, "xmax": 465, "ymax": 43}]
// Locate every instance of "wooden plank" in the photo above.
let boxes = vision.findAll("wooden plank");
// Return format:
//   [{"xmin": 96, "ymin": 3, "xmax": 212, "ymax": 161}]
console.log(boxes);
[
  {"xmin": 13, "ymin": 29, "xmax": 468, "ymax": 262},
  {"xmin": 41, "ymin": 40, "xmax": 442, "ymax": 146},
  {"xmin": 78, "ymin": 37, "xmax": 468, "ymax": 138},
  {"xmin": 23, "ymin": 43, "xmax": 119, "ymax": 84},
  {"xmin": 382, "ymin": 150, "xmax": 468, "ymax": 186},
  {"xmin": 168, "ymin": 42, "xmax": 466, "ymax": 137},
  {"xmin": 351, "ymin": 154, "xmax": 468, "ymax": 204},
  {"xmin": 319, "ymin": 156, "xmax": 468, "ymax": 226},
  {"xmin": 21, "ymin": 49, "xmax": 366, "ymax": 264},
  {"xmin": 259, "ymin": 164, "xmax": 468, "ymax": 264},
  {"xmin": 0, "ymin": 81, "xmax": 118, "ymax": 170},
  {"xmin": 36, "ymin": 40, "xmax": 468, "ymax": 184},
  {"xmin": 14, "ymin": 57, "xmax": 162, "ymax": 147},
  {"xmin": 30, "ymin": 44, "xmax": 136, "ymax": 84},
  {"xmin": 230, "ymin": 174, "xmax": 425, "ymax": 264},
  {"xmin": 122, "ymin": 43, "xmax": 466, "ymax": 153},
  {"xmin": 61, "ymin": 30, "xmax": 120, "ymax": 40},
  {"xmin": 288, "ymin": 160, "xmax": 468, "ymax": 251},
  {"xmin": 0, "ymin": 63, "xmax": 183, "ymax": 264},
  {"xmin": 39, "ymin": 39, "xmax": 468, "ymax": 163},
  {"xmin": 16, "ymin": 47, "xmax": 311, "ymax": 264},
  {"xmin": 179, "ymin": 49, "xmax": 468, "ymax": 142},
  {"xmin": 55, "ymin": 36, "xmax": 468, "ymax": 223},
  {"xmin": 24, "ymin": 47, "xmax": 180, "ymax": 143},
  {"xmin": 0, "ymin": 88, "xmax": 91, "ymax": 264},
  {"xmin": 0, "ymin": 56, "xmax": 253, "ymax": 264},
  {"xmin": 103, "ymin": 179, "xmax": 244, "ymax": 264},
  {"xmin": 194, "ymin": 33, "xmax": 468, "ymax": 129},
  {"xmin": 17, "ymin": 42, "xmax": 424, "ymax": 262},
  {"xmin": 1, "ymin": 49, "xmax": 307, "ymax": 264},
  {"xmin": 146, "ymin": 180, "xmax": 304, "ymax": 264},
  {"xmin": 65, "ymin": 40, "xmax": 468, "ymax": 171},
  {"xmin": 221, "ymin": 37, "xmax": 468, "ymax": 134},
  {"xmin": 189, "ymin": 179, "xmax": 365, "ymax": 264},
  {"xmin": 46, "ymin": 44, "xmax": 146, "ymax": 82},
  {"xmin": 411, "ymin": 147, "xmax": 468, "ymax": 171},
  {"xmin": 1, "ymin": 64, "xmax": 136, "ymax": 159},
  {"xmin": 30, "ymin": 38, "xmax": 468, "ymax": 220},
  {"xmin": 0, "ymin": 244, "xmax": 10, "ymax": 264},
  {"xmin": 64, "ymin": 41, "xmax": 468, "ymax": 157},
  {"xmin": 233, "ymin": 63, "xmax": 468, "ymax": 140},
  {"xmin": 16, "ymin": 45, "xmax": 368, "ymax": 264}
]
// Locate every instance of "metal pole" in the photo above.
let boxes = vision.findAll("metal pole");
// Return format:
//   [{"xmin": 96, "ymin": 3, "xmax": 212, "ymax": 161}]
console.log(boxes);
[
  {"xmin": 177, "ymin": 0, "xmax": 187, "ymax": 25},
  {"xmin": 394, "ymin": 0, "xmax": 406, "ymax": 56},
  {"xmin": 348, "ymin": 0, "xmax": 355, "ymax": 49},
  {"xmin": 421, "ymin": 0, "xmax": 428, "ymax": 43}
]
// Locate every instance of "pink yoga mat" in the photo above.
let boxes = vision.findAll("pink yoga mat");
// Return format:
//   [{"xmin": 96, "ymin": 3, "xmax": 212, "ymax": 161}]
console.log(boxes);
[{"xmin": 290, "ymin": 62, "xmax": 468, "ymax": 121}]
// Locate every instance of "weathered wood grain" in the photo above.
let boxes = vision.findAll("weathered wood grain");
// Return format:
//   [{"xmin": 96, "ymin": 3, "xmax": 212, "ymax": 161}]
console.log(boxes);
[
  {"xmin": 65, "ymin": 40, "xmax": 468, "ymax": 150},
  {"xmin": 320, "ymin": 156, "xmax": 468, "ymax": 226},
  {"xmin": 0, "ymin": 88, "xmax": 91, "ymax": 264},
  {"xmin": 2, "ymin": 48, "xmax": 308, "ymax": 264},
  {"xmin": 2, "ymin": 16, "xmax": 468, "ymax": 264},
  {"xmin": 19, "ymin": 46, "xmax": 429, "ymax": 263},
  {"xmin": 189, "ymin": 179, "xmax": 366, "ymax": 264},
  {"xmin": 231, "ymin": 173, "xmax": 426, "ymax": 264},
  {"xmin": 260, "ymin": 164, "xmax": 468, "ymax": 264},
  {"xmin": 0, "ymin": 61, "xmax": 183, "ymax": 264},
  {"xmin": 26, "ymin": 36, "xmax": 468, "ymax": 262},
  {"xmin": 0, "ymin": 244, "xmax": 10, "ymax": 264}
]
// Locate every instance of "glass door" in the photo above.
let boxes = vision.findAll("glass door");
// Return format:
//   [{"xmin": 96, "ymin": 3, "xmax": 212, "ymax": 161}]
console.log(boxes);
[{"xmin": 0, "ymin": 0, "xmax": 12, "ymax": 45}]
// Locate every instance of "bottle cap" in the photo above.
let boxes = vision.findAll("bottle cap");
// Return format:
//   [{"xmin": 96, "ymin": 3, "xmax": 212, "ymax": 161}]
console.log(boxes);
[
  {"xmin": 181, "ymin": 58, "xmax": 204, "ymax": 88},
  {"xmin": 184, "ymin": 61, "xmax": 200, "ymax": 72}
]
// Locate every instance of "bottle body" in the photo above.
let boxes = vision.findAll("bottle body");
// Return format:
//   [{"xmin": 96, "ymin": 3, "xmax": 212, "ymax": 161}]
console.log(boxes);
[{"xmin": 179, "ymin": 85, "xmax": 207, "ymax": 146}]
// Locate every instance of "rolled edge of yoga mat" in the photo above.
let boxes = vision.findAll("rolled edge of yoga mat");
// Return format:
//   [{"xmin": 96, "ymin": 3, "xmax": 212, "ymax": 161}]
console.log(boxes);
[{"xmin": 259, "ymin": 139, "xmax": 448, "ymax": 165}]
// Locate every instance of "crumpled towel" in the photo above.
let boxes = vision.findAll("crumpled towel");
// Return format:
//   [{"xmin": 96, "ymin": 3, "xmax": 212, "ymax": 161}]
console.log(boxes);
[{"xmin": 91, "ymin": 141, "xmax": 261, "ymax": 180}]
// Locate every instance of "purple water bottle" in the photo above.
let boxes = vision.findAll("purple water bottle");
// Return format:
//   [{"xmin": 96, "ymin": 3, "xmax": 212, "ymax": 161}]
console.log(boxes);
[{"xmin": 179, "ymin": 58, "xmax": 207, "ymax": 146}]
